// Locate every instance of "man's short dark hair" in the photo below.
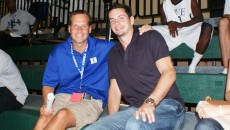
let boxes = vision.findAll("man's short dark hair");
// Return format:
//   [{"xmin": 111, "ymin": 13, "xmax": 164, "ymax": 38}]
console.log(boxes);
[
  {"xmin": 109, "ymin": 3, "xmax": 132, "ymax": 18},
  {"xmin": 69, "ymin": 10, "xmax": 92, "ymax": 25}
]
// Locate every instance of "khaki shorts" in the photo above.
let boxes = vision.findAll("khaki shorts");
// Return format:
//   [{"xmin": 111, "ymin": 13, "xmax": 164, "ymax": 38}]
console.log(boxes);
[{"xmin": 53, "ymin": 94, "xmax": 103, "ymax": 130}]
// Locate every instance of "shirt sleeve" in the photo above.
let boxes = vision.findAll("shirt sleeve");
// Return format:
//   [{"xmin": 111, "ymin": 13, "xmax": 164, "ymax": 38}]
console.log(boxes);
[
  {"xmin": 148, "ymin": 30, "xmax": 170, "ymax": 62},
  {"xmin": 0, "ymin": 51, "xmax": 8, "ymax": 74},
  {"xmin": 42, "ymin": 50, "xmax": 59, "ymax": 88},
  {"xmin": 0, "ymin": 16, "xmax": 8, "ymax": 31},
  {"xmin": 108, "ymin": 49, "xmax": 116, "ymax": 80}
]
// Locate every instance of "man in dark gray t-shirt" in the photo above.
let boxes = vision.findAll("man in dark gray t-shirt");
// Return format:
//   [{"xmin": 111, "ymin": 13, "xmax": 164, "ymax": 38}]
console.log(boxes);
[{"xmin": 86, "ymin": 3, "xmax": 185, "ymax": 130}]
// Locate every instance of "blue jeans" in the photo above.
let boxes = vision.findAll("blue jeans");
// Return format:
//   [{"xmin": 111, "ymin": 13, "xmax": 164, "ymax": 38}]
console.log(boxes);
[
  {"xmin": 85, "ymin": 98, "xmax": 185, "ymax": 130},
  {"xmin": 195, "ymin": 118, "xmax": 224, "ymax": 130}
]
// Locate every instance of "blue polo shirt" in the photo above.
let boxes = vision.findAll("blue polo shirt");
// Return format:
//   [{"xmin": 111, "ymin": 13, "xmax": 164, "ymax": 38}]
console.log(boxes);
[{"xmin": 42, "ymin": 36, "xmax": 115, "ymax": 108}]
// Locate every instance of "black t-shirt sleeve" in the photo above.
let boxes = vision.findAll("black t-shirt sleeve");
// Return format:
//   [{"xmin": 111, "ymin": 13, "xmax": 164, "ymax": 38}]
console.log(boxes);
[
  {"xmin": 148, "ymin": 30, "xmax": 170, "ymax": 61},
  {"xmin": 108, "ymin": 48, "xmax": 116, "ymax": 80}
]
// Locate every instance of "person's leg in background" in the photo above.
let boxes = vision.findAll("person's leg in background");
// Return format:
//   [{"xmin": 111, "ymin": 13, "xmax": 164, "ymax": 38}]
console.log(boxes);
[
  {"xmin": 85, "ymin": 107, "xmax": 136, "ymax": 130},
  {"xmin": 195, "ymin": 118, "xmax": 224, "ymax": 130},
  {"xmin": 189, "ymin": 22, "xmax": 213, "ymax": 73},
  {"xmin": 219, "ymin": 18, "xmax": 230, "ymax": 74}
]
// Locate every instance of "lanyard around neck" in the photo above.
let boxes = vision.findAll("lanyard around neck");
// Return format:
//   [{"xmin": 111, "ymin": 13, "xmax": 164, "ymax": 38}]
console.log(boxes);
[{"xmin": 71, "ymin": 43, "xmax": 88, "ymax": 90}]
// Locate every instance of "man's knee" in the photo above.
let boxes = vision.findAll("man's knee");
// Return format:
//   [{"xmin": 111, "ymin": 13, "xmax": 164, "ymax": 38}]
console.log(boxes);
[
  {"xmin": 55, "ymin": 108, "xmax": 72, "ymax": 119},
  {"xmin": 34, "ymin": 115, "xmax": 52, "ymax": 130},
  {"xmin": 201, "ymin": 22, "xmax": 213, "ymax": 34},
  {"xmin": 126, "ymin": 117, "xmax": 143, "ymax": 130},
  {"xmin": 219, "ymin": 18, "xmax": 230, "ymax": 27}
]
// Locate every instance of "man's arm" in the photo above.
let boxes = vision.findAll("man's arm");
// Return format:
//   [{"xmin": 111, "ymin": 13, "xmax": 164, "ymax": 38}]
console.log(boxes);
[
  {"xmin": 160, "ymin": 0, "xmax": 204, "ymax": 26},
  {"xmin": 42, "ymin": 86, "xmax": 55, "ymax": 105},
  {"xmin": 178, "ymin": 0, "xmax": 203, "ymax": 28},
  {"xmin": 39, "ymin": 86, "xmax": 55, "ymax": 116},
  {"xmin": 26, "ymin": 19, "xmax": 39, "ymax": 38},
  {"xmin": 31, "ymin": 20, "xmax": 39, "ymax": 34},
  {"xmin": 135, "ymin": 56, "xmax": 176, "ymax": 123},
  {"xmin": 108, "ymin": 79, "xmax": 121, "ymax": 115},
  {"xmin": 160, "ymin": 4, "xmax": 167, "ymax": 25},
  {"xmin": 149, "ymin": 56, "xmax": 176, "ymax": 104},
  {"xmin": 163, "ymin": 0, "xmax": 203, "ymax": 37},
  {"xmin": 159, "ymin": 3, "xmax": 179, "ymax": 37},
  {"xmin": 0, "ymin": 19, "xmax": 12, "ymax": 34}
]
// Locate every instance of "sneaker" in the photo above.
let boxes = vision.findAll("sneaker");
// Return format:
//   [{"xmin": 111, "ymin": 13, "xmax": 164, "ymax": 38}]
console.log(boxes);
[
  {"xmin": 221, "ymin": 69, "xmax": 228, "ymax": 74},
  {"xmin": 188, "ymin": 67, "xmax": 195, "ymax": 73}
]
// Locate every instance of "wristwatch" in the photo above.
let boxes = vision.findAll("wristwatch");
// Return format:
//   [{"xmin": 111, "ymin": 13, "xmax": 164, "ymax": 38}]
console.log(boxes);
[{"xmin": 145, "ymin": 97, "xmax": 156, "ymax": 107}]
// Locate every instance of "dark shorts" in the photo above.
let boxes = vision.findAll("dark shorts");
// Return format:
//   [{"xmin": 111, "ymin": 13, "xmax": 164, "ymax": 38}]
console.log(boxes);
[{"xmin": 0, "ymin": 87, "xmax": 23, "ymax": 112}]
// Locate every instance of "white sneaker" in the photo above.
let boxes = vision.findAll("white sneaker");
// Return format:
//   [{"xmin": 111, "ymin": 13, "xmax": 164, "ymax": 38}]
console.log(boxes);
[
  {"xmin": 188, "ymin": 67, "xmax": 195, "ymax": 73},
  {"xmin": 221, "ymin": 69, "xmax": 227, "ymax": 74}
]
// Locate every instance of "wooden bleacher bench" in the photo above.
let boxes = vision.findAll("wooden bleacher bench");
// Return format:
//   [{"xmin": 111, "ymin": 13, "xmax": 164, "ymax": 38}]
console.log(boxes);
[{"xmin": 0, "ymin": 35, "xmax": 226, "ymax": 130}]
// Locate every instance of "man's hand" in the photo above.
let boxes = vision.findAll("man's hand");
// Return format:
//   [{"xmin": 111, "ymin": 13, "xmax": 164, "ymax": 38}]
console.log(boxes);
[
  {"xmin": 168, "ymin": 21, "xmax": 182, "ymax": 37},
  {"xmin": 40, "ymin": 105, "xmax": 54, "ymax": 116},
  {"xmin": 135, "ymin": 103, "xmax": 155, "ymax": 123},
  {"xmin": 4, "ymin": 29, "xmax": 12, "ymax": 34},
  {"xmin": 138, "ymin": 24, "xmax": 153, "ymax": 35}
]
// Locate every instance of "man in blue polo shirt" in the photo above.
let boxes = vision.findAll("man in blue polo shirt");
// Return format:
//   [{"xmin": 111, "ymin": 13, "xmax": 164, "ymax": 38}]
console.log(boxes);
[{"xmin": 34, "ymin": 10, "xmax": 114, "ymax": 130}]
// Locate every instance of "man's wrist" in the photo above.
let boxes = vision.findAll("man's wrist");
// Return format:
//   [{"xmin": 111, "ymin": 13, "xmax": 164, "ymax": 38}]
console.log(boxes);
[{"xmin": 145, "ymin": 97, "xmax": 156, "ymax": 107}]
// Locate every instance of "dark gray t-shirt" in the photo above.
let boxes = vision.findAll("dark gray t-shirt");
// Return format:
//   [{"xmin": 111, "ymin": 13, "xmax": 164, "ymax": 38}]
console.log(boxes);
[{"xmin": 108, "ymin": 29, "xmax": 183, "ymax": 107}]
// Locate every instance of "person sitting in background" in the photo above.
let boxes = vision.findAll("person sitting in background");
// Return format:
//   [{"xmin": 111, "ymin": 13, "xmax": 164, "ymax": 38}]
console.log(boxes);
[
  {"xmin": 33, "ymin": 10, "xmax": 115, "ymax": 130},
  {"xmin": 0, "ymin": 49, "xmax": 28, "ymax": 112},
  {"xmin": 219, "ymin": 0, "xmax": 230, "ymax": 74},
  {"xmin": 0, "ymin": 0, "xmax": 38, "ymax": 49},
  {"xmin": 139, "ymin": 0, "xmax": 213, "ymax": 73},
  {"xmin": 195, "ymin": 60, "xmax": 230, "ymax": 130}
]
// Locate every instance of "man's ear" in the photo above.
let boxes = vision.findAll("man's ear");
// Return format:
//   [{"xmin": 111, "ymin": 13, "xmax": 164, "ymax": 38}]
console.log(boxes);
[
  {"xmin": 130, "ymin": 16, "xmax": 135, "ymax": 25},
  {"xmin": 68, "ymin": 25, "xmax": 70, "ymax": 33},
  {"xmin": 89, "ymin": 25, "xmax": 92, "ymax": 33}
]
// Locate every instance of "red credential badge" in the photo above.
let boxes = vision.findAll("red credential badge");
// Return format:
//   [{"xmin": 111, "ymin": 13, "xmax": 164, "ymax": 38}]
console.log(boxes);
[{"xmin": 69, "ymin": 93, "xmax": 84, "ymax": 102}]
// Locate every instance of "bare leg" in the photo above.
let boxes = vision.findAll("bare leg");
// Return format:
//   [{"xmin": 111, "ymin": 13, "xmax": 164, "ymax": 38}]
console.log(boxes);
[
  {"xmin": 188, "ymin": 22, "xmax": 213, "ymax": 73},
  {"xmin": 195, "ymin": 22, "xmax": 213, "ymax": 54},
  {"xmin": 44, "ymin": 108, "xmax": 76, "ymax": 130},
  {"xmin": 34, "ymin": 115, "xmax": 53, "ymax": 130},
  {"xmin": 219, "ymin": 18, "xmax": 230, "ymax": 73}
]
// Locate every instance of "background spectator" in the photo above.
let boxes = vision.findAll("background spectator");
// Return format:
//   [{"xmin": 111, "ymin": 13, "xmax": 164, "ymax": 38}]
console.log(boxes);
[
  {"xmin": 139, "ymin": 0, "xmax": 213, "ymax": 73},
  {"xmin": 0, "ymin": 49, "xmax": 28, "ymax": 112},
  {"xmin": 195, "ymin": 60, "xmax": 230, "ymax": 130},
  {"xmin": 0, "ymin": 0, "xmax": 38, "ymax": 49}
]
